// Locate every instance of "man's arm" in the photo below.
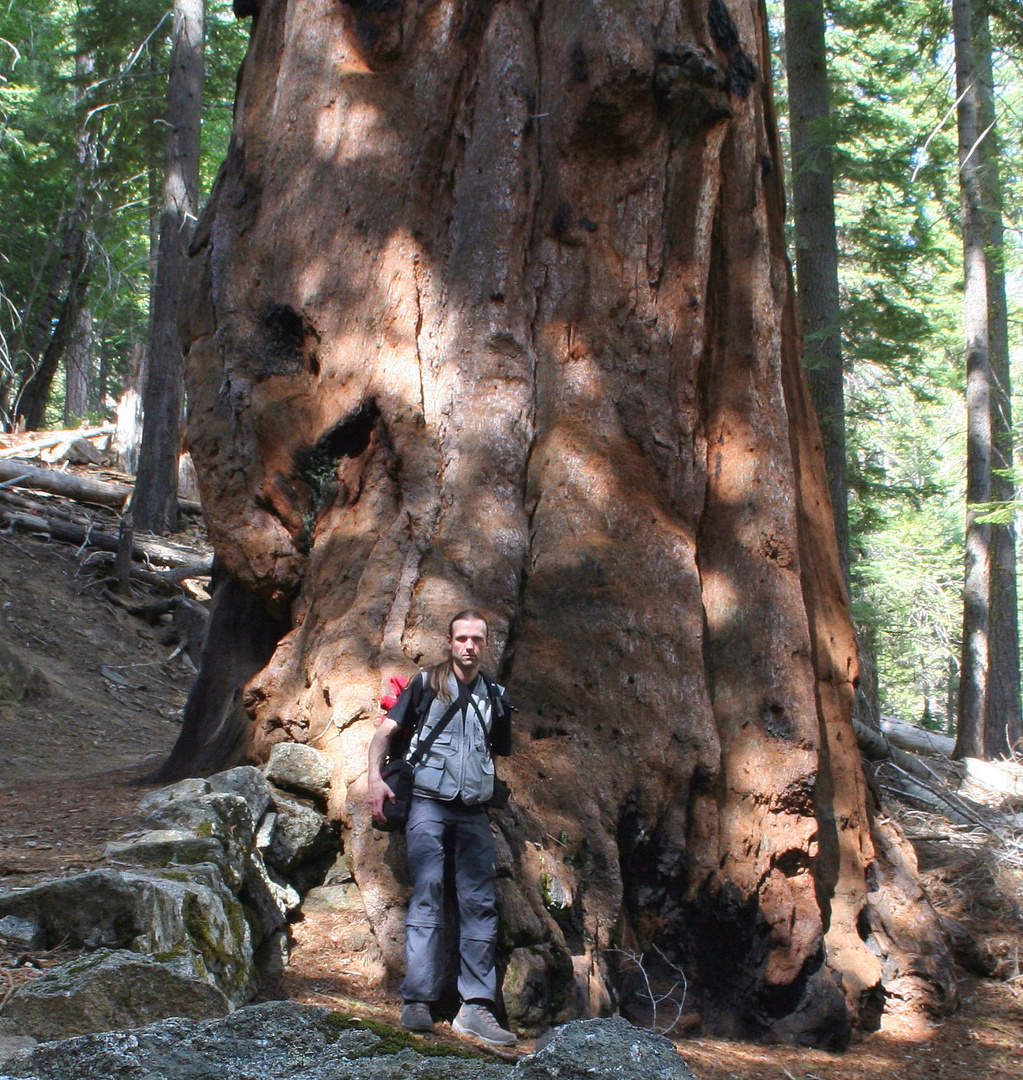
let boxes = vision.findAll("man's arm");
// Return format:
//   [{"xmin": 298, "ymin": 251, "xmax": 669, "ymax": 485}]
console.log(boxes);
[{"xmin": 368, "ymin": 717, "xmax": 400, "ymax": 824}]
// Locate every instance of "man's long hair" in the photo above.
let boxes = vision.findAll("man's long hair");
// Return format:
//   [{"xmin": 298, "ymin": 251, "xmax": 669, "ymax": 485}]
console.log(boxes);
[{"xmin": 428, "ymin": 609, "xmax": 489, "ymax": 703}]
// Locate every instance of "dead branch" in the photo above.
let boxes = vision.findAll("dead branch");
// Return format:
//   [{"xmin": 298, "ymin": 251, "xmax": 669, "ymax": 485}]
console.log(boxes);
[
  {"xmin": 607, "ymin": 946, "xmax": 688, "ymax": 1035},
  {"xmin": 854, "ymin": 718, "xmax": 937, "ymax": 782},
  {"xmin": 1, "ymin": 504, "xmax": 210, "ymax": 571},
  {"xmin": 881, "ymin": 717, "xmax": 956, "ymax": 758},
  {"xmin": 882, "ymin": 762, "xmax": 998, "ymax": 834},
  {"xmin": 0, "ymin": 458, "xmax": 202, "ymax": 514},
  {"xmin": 0, "ymin": 424, "xmax": 114, "ymax": 458},
  {"xmin": 0, "ymin": 458, "xmax": 132, "ymax": 508}
]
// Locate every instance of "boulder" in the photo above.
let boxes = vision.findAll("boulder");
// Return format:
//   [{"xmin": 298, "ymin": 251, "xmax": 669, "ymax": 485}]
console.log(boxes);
[
  {"xmin": 300, "ymin": 883, "xmax": 364, "ymax": 915},
  {"xmin": 239, "ymin": 850, "xmax": 299, "ymax": 944},
  {"xmin": 264, "ymin": 789, "xmax": 334, "ymax": 874},
  {"xmin": 0, "ymin": 1000, "xmax": 510, "ymax": 1080},
  {"xmin": 136, "ymin": 778, "xmax": 211, "ymax": 815},
  {"xmin": 0, "ymin": 870, "xmax": 148, "ymax": 951},
  {"xmin": 142, "ymin": 792, "xmax": 256, "ymax": 890},
  {"xmin": 264, "ymin": 743, "xmax": 332, "ymax": 801},
  {"xmin": 2, "ymin": 949, "xmax": 230, "ymax": 1042},
  {"xmin": 0, "ymin": 1017, "xmax": 36, "ymax": 1069},
  {"xmin": 104, "ymin": 830, "xmax": 224, "ymax": 869},
  {"xmin": 0, "ymin": 1005, "xmax": 699, "ymax": 1080},
  {"xmin": 0, "ymin": 915, "xmax": 45, "ymax": 951},
  {"xmin": 521, "ymin": 1017, "xmax": 699, "ymax": 1080},
  {"xmin": 0, "ymin": 866, "xmax": 254, "ymax": 1006},
  {"xmin": 208, "ymin": 766, "xmax": 273, "ymax": 824}
]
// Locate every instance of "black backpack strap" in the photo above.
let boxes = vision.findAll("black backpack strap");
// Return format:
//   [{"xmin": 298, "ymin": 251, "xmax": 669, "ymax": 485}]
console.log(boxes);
[
  {"xmin": 479, "ymin": 671, "xmax": 514, "ymax": 756},
  {"xmin": 406, "ymin": 693, "xmax": 464, "ymax": 767}
]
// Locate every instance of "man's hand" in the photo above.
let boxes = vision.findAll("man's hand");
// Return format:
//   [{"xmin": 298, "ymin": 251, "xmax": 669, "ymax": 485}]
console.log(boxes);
[
  {"xmin": 369, "ymin": 772, "xmax": 396, "ymax": 824},
  {"xmin": 368, "ymin": 717, "xmax": 400, "ymax": 825}
]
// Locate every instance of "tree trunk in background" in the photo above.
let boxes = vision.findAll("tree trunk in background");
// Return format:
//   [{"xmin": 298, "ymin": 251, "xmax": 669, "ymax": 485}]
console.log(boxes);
[
  {"xmin": 13, "ymin": 196, "xmax": 91, "ymax": 430},
  {"xmin": 179, "ymin": 0, "xmax": 953, "ymax": 1044},
  {"xmin": 63, "ymin": 307, "xmax": 93, "ymax": 422},
  {"xmin": 782, "ymin": 0, "xmax": 848, "ymax": 583},
  {"xmin": 131, "ymin": 0, "xmax": 205, "ymax": 533},
  {"xmin": 15, "ymin": 234, "xmax": 89, "ymax": 431},
  {"xmin": 952, "ymin": 0, "xmax": 996, "ymax": 759},
  {"xmin": 976, "ymin": 11, "xmax": 1021, "ymax": 754}
]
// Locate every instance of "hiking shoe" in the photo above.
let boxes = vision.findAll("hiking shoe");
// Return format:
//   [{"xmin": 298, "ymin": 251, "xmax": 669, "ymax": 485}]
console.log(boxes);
[
  {"xmin": 452, "ymin": 1003, "xmax": 517, "ymax": 1046},
  {"xmin": 401, "ymin": 1001, "xmax": 434, "ymax": 1032}
]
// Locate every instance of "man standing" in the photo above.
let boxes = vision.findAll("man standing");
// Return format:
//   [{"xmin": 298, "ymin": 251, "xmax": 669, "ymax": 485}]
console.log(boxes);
[{"xmin": 368, "ymin": 610, "xmax": 515, "ymax": 1046}]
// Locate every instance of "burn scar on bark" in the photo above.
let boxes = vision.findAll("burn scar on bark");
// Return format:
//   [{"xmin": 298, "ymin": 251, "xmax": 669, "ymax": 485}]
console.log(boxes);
[
  {"xmin": 760, "ymin": 700, "xmax": 794, "ymax": 740},
  {"xmin": 259, "ymin": 302, "xmax": 320, "ymax": 377},
  {"xmin": 758, "ymin": 530, "xmax": 795, "ymax": 568},
  {"xmin": 292, "ymin": 400, "xmax": 382, "ymax": 546},
  {"xmin": 707, "ymin": 0, "xmax": 759, "ymax": 99}
]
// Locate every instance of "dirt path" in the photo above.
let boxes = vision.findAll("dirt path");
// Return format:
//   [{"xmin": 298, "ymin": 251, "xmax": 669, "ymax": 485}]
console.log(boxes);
[{"xmin": 1, "ymin": 531, "xmax": 1021, "ymax": 1078}]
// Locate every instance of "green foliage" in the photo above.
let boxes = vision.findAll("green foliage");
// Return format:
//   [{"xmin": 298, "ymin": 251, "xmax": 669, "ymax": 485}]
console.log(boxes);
[
  {"xmin": 772, "ymin": 0, "xmax": 1023, "ymax": 731},
  {"xmin": 0, "ymin": 1, "xmax": 248, "ymax": 425}
]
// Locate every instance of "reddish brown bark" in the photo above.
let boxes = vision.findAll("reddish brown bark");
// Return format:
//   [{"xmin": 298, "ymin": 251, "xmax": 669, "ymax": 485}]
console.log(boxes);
[{"xmin": 180, "ymin": 0, "xmax": 952, "ymax": 1043}]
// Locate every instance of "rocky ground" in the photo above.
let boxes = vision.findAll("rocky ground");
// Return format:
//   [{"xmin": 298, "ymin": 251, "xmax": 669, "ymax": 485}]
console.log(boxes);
[{"xmin": 1, "ymin": 525, "xmax": 1021, "ymax": 1078}]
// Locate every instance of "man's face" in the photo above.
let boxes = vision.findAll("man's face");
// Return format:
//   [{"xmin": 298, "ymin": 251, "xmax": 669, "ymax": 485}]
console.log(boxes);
[{"xmin": 447, "ymin": 618, "xmax": 489, "ymax": 674}]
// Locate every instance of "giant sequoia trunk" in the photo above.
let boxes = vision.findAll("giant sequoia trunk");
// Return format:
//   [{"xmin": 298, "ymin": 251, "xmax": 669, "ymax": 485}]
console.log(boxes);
[{"xmin": 181, "ymin": 0, "xmax": 952, "ymax": 1046}]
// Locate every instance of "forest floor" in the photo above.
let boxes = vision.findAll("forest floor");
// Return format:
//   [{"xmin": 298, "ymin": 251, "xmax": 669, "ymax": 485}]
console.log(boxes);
[{"xmin": 0, "ymin": 524, "xmax": 1021, "ymax": 1078}]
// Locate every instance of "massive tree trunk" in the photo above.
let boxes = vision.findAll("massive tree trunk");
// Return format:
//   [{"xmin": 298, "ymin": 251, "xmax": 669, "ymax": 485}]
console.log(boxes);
[
  {"xmin": 180, "ymin": 0, "xmax": 952, "ymax": 1045},
  {"xmin": 132, "ymin": 0, "xmax": 205, "ymax": 533}
]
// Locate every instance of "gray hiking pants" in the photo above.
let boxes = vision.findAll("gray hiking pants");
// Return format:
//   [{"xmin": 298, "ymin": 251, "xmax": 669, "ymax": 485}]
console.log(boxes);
[{"xmin": 400, "ymin": 795, "xmax": 497, "ymax": 1004}]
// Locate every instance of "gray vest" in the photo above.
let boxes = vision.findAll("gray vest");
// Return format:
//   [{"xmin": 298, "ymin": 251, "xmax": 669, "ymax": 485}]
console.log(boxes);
[{"xmin": 409, "ymin": 672, "xmax": 496, "ymax": 805}]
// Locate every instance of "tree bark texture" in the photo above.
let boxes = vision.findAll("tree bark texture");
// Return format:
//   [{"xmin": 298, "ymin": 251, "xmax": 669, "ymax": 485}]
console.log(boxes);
[
  {"xmin": 975, "ymin": 13, "xmax": 1021, "ymax": 755},
  {"xmin": 132, "ymin": 0, "xmax": 205, "ymax": 533},
  {"xmin": 63, "ymin": 307, "xmax": 93, "ymax": 422},
  {"xmin": 782, "ymin": 0, "xmax": 848, "ymax": 583},
  {"xmin": 182, "ymin": 0, "xmax": 952, "ymax": 1044},
  {"xmin": 952, "ymin": 0, "xmax": 995, "ymax": 760},
  {"xmin": 14, "ymin": 206, "xmax": 90, "ymax": 431}
]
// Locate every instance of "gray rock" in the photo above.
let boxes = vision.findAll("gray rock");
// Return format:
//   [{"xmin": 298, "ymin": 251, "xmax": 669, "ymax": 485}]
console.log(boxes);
[
  {"xmin": 265, "ymin": 789, "xmax": 333, "ymax": 874},
  {"xmin": 0, "ymin": 866, "xmax": 254, "ymax": 1006},
  {"xmin": 0, "ymin": 1000, "xmax": 511, "ymax": 1080},
  {"xmin": 264, "ymin": 743, "xmax": 333, "ymax": 800},
  {"xmin": 0, "ymin": 870, "xmax": 146, "ymax": 951},
  {"xmin": 136, "ymin": 778, "xmax": 211, "ymax": 815},
  {"xmin": 254, "ymin": 811, "xmax": 276, "ymax": 850},
  {"xmin": 0, "ymin": 1006, "xmax": 699, "ymax": 1080},
  {"xmin": 142, "ymin": 792, "xmax": 256, "ymax": 890},
  {"xmin": 300, "ymin": 883, "xmax": 364, "ymax": 915},
  {"xmin": 239, "ymin": 850, "xmax": 299, "ymax": 944},
  {"xmin": 0, "ymin": 915, "xmax": 44, "ymax": 951},
  {"xmin": 0, "ymin": 1032, "xmax": 36, "ymax": 1069},
  {"xmin": 519, "ymin": 1016, "xmax": 698, "ymax": 1080},
  {"xmin": 1, "ymin": 948, "xmax": 230, "ymax": 1042},
  {"xmin": 104, "ymin": 831, "xmax": 225, "ymax": 869},
  {"xmin": 208, "ymin": 766, "xmax": 273, "ymax": 825}
]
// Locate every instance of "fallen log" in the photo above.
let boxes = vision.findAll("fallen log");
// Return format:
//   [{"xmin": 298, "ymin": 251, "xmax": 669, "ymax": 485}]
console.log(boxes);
[
  {"xmin": 854, "ymin": 718, "xmax": 934, "ymax": 781},
  {"xmin": 1, "ymin": 505, "xmax": 211, "ymax": 570},
  {"xmin": 0, "ymin": 424, "xmax": 114, "ymax": 458},
  {"xmin": 880, "ymin": 717, "xmax": 956, "ymax": 758},
  {"xmin": 0, "ymin": 459, "xmax": 131, "ymax": 507},
  {"xmin": 0, "ymin": 458, "xmax": 202, "ymax": 515},
  {"xmin": 959, "ymin": 757, "xmax": 1023, "ymax": 801}
]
